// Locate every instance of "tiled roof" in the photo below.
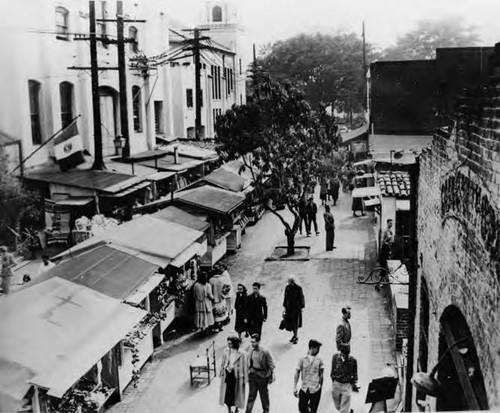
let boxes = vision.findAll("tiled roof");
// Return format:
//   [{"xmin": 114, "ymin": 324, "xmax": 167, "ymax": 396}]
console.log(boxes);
[{"xmin": 377, "ymin": 172, "xmax": 411, "ymax": 197}]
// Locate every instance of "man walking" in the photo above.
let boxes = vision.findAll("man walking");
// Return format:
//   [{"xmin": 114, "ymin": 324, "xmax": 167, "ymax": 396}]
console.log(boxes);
[
  {"xmin": 336, "ymin": 307, "xmax": 351, "ymax": 351},
  {"xmin": 294, "ymin": 339, "xmax": 324, "ymax": 413},
  {"xmin": 246, "ymin": 334, "xmax": 275, "ymax": 413},
  {"xmin": 298, "ymin": 195, "xmax": 308, "ymax": 235},
  {"xmin": 330, "ymin": 345, "xmax": 358, "ymax": 413},
  {"xmin": 306, "ymin": 197, "xmax": 319, "ymax": 237},
  {"xmin": 245, "ymin": 282, "xmax": 268, "ymax": 338}
]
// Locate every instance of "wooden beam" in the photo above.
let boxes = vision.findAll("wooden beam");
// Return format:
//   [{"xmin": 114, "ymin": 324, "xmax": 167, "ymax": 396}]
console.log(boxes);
[{"xmin": 442, "ymin": 324, "xmax": 480, "ymax": 410}]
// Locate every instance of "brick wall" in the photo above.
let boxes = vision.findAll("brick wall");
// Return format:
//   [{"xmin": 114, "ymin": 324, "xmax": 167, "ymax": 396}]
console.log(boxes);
[
  {"xmin": 396, "ymin": 307, "xmax": 409, "ymax": 352},
  {"xmin": 414, "ymin": 44, "xmax": 500, "ymax": 410}
]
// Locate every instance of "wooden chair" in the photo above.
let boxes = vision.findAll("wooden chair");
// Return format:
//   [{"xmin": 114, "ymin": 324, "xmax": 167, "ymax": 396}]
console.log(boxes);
[{"xmin": 189, "ymin": 340, "xmax": 216, "ymax": 386}]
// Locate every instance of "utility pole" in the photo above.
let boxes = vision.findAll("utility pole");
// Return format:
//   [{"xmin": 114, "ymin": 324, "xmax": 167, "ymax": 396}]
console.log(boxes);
[
  {"xmin": 116, "ymin": 1, "xmax": 130, "ymax": 158},
  {"xmin": 194, "ymin": 28, "xmax": 202, "ymax": 140},
  {"xmin": 72, "ymin": 1, "xmax": 145, "ymax": 165},
  {"xmin": 182, "ymin": 28, "xmax": 210, "ymax": 140},
  {"xmin": 90, "ymin": 1, "xmax": 105, "ymax": 170},
  {"xmin": 362, "ymin": 21, "xmax": 367, "ymax": 76}
]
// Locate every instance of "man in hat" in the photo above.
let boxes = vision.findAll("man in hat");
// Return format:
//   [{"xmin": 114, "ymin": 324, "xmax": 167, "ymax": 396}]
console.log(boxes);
[
  {"xmin": 1, "ymin": 246, "xmax": 16, "ymax": 295},
  {"xmin": 305, "ymin": 197, "xmax": 319, "ymax": 237},
  {"xmin": 336, "ymin": 307, "xmax": 352, "ymax": 352},
  {"xmin": 330, "ymin": 345, "xmax": 358, "ymax": 413},
  {"xmin": 294, "ymin": 339, "xmax": 324, "ymax": 413}
]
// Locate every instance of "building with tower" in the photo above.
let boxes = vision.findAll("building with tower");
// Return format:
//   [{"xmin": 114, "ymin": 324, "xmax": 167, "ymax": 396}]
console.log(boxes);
[{"xmin": 168, "ymin": 0, "xmax": 248, "ymax": 140}]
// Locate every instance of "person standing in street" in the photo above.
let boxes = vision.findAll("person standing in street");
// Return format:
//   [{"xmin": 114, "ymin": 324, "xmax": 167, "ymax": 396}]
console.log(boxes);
[
  {"xmin": 245, "ymin": 282, "xmax": 268, "ymax": 338},
  {"xmin": 336, "ymin": 307, "xmax": 352, "ymax": 352},
  {"xmin": 193, "ymin": 272, "xmax": 215, "ymax": 334},
  {"xmin": 282, "ymin": 277, "xmax": 305, "ymax": 344},
  {"xmin": 234, "ymin": 284, "xmax": 249, "ymax": 339},
  {"xmin": 330, "ymin": 345, "xmax": 359, "ymax": 413},
  {"xmin": 380, "ymin": 219, "xmax": 394, "ymax": 269},
  {"xmin": 306, "ymin": 197, "xmax": 319, "ymax": 237},
  {"xmin": 330, "ymin": 177, "xmax": 340, "ymax": 206},
  {"xmin": 323, "ymin": 205, "xmax": 336, "ymax": 251},
  {"xmin": 298, "ymin": 195, "xmax": 308, "ymax": 235},
  {"xmin": 293, "ymin": 339, "xmax": 324, "ymax": 413},
  {"xmin": 1, "ymin": 246, "xmax": 16, "ymax": 295},
  {"xmin": 220, "ymin": 336, "xmax": 248, "ymax": 413},
  {"xmin": 319, "ymin": 179, "xmax": 328, "ymax": 206},
  {"xmin": 246, "ymin": 334, "xmax": 275, "ymax": 413}
]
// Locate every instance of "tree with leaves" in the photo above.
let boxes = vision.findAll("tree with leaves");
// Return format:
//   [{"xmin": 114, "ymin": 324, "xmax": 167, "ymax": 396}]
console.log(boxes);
[
  {"xmin": 382, "ymin": 16, "xmax": 479, "ymax": 61},
  {"xmin": 258, "ymin": 32, "xmax": 378, "ymax": 113},
  {"xmin": 0, "ymin": 151, "xmax": 42, "ymax": 250},
  {"xmin": 215, "ymin": 71, "xmax": 346, "ymax": 255}
]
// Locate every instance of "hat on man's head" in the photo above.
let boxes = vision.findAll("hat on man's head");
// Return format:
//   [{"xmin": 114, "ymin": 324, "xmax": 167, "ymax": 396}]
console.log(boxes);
[
  {"xmin": 0, "ymin": 246, "xmax": 8, "ymax": 252},
  {"xmin": 309, "ymin": 339, "xmax": 322, "ymax": 348}
]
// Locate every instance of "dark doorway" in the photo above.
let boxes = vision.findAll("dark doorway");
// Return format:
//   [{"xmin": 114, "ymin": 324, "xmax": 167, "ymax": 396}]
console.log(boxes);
[{"xmin": 437, "ymin": 306, "xmax": 488, "ymax": 411}]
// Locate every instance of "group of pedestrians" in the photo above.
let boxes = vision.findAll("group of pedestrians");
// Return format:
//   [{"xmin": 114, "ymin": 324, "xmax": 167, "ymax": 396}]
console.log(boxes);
[
  {"xmin": 218, "ymin": 306, "xmax": 359, "ymax": 413},
  {"xmin": 319, "ymin": 177, "xmax": 340, "ymax": 206},
  {"xmin": 193, "ymin": 264, "xmax": 234, "ymax": 334}
]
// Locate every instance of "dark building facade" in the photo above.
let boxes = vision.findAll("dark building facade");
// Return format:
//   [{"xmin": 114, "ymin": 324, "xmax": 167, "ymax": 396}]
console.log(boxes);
[
  {"xmin": 369, "ymin": 47, "xmax": 495, "ymax": 136},
  {"xmin": 412, "ymin": 44, "xmax": 500, "ymax": 411}
]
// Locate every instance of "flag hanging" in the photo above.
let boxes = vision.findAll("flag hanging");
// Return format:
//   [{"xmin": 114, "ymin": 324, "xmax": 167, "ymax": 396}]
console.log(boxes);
[{"xmin": 53, "ymin": 118, "xmax": 85, "ymax": 171}]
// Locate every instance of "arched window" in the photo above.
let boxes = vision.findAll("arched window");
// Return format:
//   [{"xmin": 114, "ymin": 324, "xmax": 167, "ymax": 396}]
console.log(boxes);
[
  {"xmin": 59, "ymin": 82, "xmax": 74, "ymax": 128},
  {"xmin": 55, "ymin": 7, "xmax": 69, "ymax": 40},
  {"xmin": 129, "ymin": 26, "xmax": 138, "ymax": 53},
  {"xmin": 132, "ymin": 86, "xmax": 142, "ymax": 132},
  {"xmin": 212, "ymin": 6, "xmax": 222, "ymax": 22},
  {"xmin": 28, "ymin": 80, "xmax": 42, "ymax": 145}
]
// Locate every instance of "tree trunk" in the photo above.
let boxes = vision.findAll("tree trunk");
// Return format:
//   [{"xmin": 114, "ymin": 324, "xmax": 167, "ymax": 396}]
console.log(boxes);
[{"xmin": 286, "ymin": 232, "xmax": 295, "ymax": 256}]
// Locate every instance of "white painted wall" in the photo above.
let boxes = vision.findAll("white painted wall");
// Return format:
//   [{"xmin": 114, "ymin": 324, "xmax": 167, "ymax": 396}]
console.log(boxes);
[{"xmin": 0, "ymin": 0, "xmax": 171, "ymax": 173}]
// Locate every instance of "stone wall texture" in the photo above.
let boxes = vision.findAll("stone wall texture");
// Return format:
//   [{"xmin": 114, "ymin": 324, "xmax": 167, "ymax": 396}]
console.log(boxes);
[{"xmin": 414, "ymin": 47, "xmax": 500, "ymax": 410}]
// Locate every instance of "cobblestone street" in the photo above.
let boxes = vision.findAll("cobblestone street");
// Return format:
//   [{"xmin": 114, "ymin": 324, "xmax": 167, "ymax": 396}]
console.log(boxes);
[{"xmin": 108, "ymin": 190, "xmax": 398, "ymax": 413}]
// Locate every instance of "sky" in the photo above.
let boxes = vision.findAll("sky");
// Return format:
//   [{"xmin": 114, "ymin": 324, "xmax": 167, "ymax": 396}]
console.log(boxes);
[{"xmin": 163, "ymin": 0, "xmax": 500, "ymax": 51}]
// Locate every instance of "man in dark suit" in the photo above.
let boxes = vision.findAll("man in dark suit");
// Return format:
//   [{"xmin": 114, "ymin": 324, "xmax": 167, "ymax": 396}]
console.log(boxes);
[{"xmin": 245, "ymin": 282, "xmax": 268, "ymax": 338}]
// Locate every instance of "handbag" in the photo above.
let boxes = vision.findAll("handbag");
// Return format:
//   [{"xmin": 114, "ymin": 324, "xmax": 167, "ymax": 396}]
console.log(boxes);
[{"xmin": 279, "ymin": 311, "xmax": 286, "ymax": 330}]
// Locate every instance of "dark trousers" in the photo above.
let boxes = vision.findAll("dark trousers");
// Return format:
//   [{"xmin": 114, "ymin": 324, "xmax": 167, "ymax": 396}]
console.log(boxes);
[
  {"xmin": 247, "ymin": 319, "xmax": 263, "ymax": 338},
  {"xmin": 299, "ymin": 389, "xmax": 322, "ymax": 413},
  {"xmin": 326, "ymin": 228, "xmax": 335, "ymax": 250},
  {"xmin": 306, "ymin": 215, "xmax": 318, "ymax": 234},
  {"xmin": 246, "ymin": 375, "xmax": 270, "ymax": 412},
  {"xmin": 298, "ymin": 215, "xmax": 308, "ymax": 234}
]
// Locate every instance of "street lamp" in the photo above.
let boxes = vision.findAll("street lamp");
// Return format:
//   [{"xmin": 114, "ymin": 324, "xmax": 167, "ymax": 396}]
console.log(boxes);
[
  {"xmin": 114, "ymin": 135, "xmax": 125, "ymax": 157},
  {"xmin": 411, "ymin": 336, "xmax": 472, "ymax": 397}
]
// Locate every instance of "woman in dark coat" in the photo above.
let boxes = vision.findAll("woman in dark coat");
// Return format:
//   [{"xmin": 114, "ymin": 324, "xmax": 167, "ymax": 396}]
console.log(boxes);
[
  {"xmin": 234, "ymin": 284, "xmax": 248, "ymax": 339},
  {"xmin": 282, "ymin": 277, "xmax": 305, "ymax": 344}
]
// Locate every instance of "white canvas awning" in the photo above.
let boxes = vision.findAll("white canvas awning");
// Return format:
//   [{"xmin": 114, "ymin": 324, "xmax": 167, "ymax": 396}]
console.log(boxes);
[
  {"xmin": 170, "ymin": 240, "xmax": 208, "ymax": 268},
  {"xmin": 125, "ymin": 273, "xmax": 165, "ymax": 306}
]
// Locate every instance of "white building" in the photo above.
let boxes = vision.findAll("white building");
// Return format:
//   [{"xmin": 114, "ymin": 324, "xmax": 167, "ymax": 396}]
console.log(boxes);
[
  {"xmin": 0, "ymin": 0, "xmax": 173, "ymax": 173},
  {"xmin": 168, "ymin": 0, "xmax": 248, "ymax": 140}
]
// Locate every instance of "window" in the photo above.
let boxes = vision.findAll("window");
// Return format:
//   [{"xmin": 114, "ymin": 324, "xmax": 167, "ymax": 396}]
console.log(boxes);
[
  {"xmin": 132, "ymin": 86, "xmax": 142, "ymax": 132},
  {"xmin": 55, "ymin": 7, "xmax": 69, "ymax": 40},
  {"xmin": 28, "ymin": 80, "xmax": 42, "ymax": 145},
  {"xmin": 129, "ymin": 26, "xmax": 138, "ymax": 53},
  {"xmin": 59, "ymin": 82, "xmax": 74, "ymax": 128},
  {"xmin": 98, "ymin": 1, "xmax": 108, "ymax": 48},
  {"xmin": 212, "ymin": 6, "xmax": 222, "ymax": 22},
  {"xmin": 154, "ymin": 101, "xmax": 164, "ymax": 133},
  {"xmin": 211, "ymin": 65, "xmax": 216, "ymax": 99},
  {"xmin": 186, "ymin": 89, "xmax": 193, "ymax": 108}
]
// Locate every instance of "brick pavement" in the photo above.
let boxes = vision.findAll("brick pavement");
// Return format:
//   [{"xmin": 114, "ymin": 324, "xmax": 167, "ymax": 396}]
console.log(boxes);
[{"xmin": 108, "ymin": 190, "xmax": 399, "ymax": 413}]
